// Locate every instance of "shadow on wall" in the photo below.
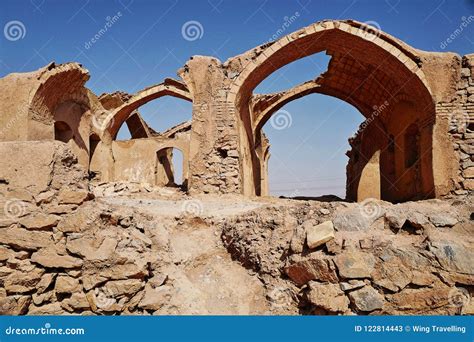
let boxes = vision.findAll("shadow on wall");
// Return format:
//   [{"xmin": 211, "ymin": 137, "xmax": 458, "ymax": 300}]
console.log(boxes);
[
  {"xmin": 53, "ymin": 101, "xmax": 89, "ymax": 167},
  {"xmin": 155, "ymin": 147, "xmax": 186, "ymax": 189}
]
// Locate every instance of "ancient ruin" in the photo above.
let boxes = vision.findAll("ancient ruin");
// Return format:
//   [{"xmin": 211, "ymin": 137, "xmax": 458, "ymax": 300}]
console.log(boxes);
[{"xmin": 0, "ymin": 20, "xmax": 473, "ymax": 315}]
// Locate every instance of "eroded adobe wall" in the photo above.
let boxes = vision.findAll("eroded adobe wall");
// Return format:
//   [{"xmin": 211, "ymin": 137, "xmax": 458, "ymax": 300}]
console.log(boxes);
[
  {"xmin": 223, "ymin": 198, "xmax": 474, "ymax": 315},
  {"xmin": 178, "ymin": 56, "xmax": 241, "ymax": 195},
  {"xmin": 460, "ymin": 54, "xmax": 474, "ymax": 191},
  {"xmin": 0, "ymin": 69, "xmax": 40, "ymax": 141},
  {"xmin": 451, "ymin": 54, "xmax": 474, "ymax": 194},
  {"xmin": 345, "ymin": 49, "xmax": 473, "ymax": 202},
  {"xmin": 346, "ymin": 99, "xmax": 437, "ymax": 202},
  {"xmin": 0, "ymin": 63, "xmax": 104, "ymax": 170},
  {"xmin": 110, "ymin": 136, "xmax": 190, "ymax": 186},
  {"xmin": 0, "ymin": 141, "xmax": 89, "ymax": 208},
  {"xmin": 420, "ymin": 52, "xmax": 473, "ymax": 196},
  {"xmin": 346, "ymin": 118, "xmax": 386, "ymax": 202}
]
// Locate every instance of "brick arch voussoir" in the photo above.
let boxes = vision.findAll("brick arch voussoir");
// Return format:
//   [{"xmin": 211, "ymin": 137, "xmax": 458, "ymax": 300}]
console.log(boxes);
[{"xmin": 100, "ymin": 82, "xmax": 192, "ymax": 139}]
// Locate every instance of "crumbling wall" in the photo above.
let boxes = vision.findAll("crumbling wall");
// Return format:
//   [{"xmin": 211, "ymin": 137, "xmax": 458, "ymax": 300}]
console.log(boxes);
[
  {"xmin": 0, "ymin": 141, "xmax": 149, "ymax": 315},
  {"xmin": 0, "ymin": 63, "xmax": 104, "ymax": 170},
  {"xmin": 179, "ymin": 56, "xmax": 241, "ymax": 195},
  {"xmin": 421, "ymin": 53, "xmax": 473, "ymax": 196},
  {"xmin": 0, "ymin": 140, "xmax": 90, "ymax": 227},
  {"xmin": 453, "ymin": 54, "xmax": 474, "ymax": 194},
  {"xmin": 222, "ymin": 199, "xmax": 474, "ymax": 315},
  {"xmin": 345, "ymin": 50, "xmax": 474, "ymax": 202},
  {"xmin": 0, "ymin": 70, "xmax": 39, "ymax": 141},
  {"xmin": 110, "ymin": 136, "xmax": 189, "ymax": 186}
]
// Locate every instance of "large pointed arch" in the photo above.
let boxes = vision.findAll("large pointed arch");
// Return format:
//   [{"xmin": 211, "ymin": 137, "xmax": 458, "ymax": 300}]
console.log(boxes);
[
  {"xmin": 227, "ymin": 20, "xmax": 436, "ymax": 201},
  {"xmin": 97, "ymin": 78, "xmax": 192, "ymax": 139}
]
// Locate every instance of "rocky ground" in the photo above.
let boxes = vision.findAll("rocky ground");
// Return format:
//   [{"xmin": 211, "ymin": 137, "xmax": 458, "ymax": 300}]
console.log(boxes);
[{"xmin": 0, "ymin": 144, "xmax": 473, "ymax": 315}]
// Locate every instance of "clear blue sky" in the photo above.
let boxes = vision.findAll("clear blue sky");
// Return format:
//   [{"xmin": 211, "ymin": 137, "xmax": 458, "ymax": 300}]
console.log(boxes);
[{"xmin": 1, "ymin": 0, "xmax": 473, "ymax": 196}]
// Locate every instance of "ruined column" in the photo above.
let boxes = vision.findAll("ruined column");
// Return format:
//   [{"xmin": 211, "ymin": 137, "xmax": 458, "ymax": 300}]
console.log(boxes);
[{"xmin": 179, "ymin": 56, "xmax": 241, "ymax": 195}]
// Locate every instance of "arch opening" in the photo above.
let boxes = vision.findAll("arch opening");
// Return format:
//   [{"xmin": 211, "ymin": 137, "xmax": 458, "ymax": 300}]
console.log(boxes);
[
  {"xmin": 89, "ymin": 133, "xmax": 100, "ymax": 163},
  {"xmin": 53, "ymin": 101, "xmax": 89, "ymax": 168},
  {"xmin": 101, "ymin": 81, "xmax": 192, "ymax": 140},
  {"xmin": 232, "ymin": 22, "xmax": 436, "ymax": 202},
  {"xmin": 254, "ymin": 52, "xmax": 330, "ymax": 94},
  {"xmin": 155, "ymin": 147, "xmax": 186, "ymax": 190},
  {"xmin": 54, "ymin": 121, "xmax": 73, "ymax": 143},
  {"xmin": 116, "ymin": 96, "xmax": 192, "ymax": 141},
  {"xmin": 260, "ymin": 93, "xmax": 364, "ymax": 199}
]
